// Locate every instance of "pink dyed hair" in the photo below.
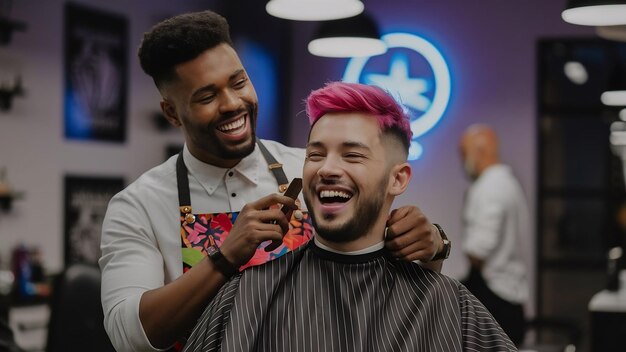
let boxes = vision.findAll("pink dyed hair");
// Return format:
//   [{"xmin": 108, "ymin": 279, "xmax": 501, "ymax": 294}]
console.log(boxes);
[{"xmin": 305, "ymin": 82, "xmax": 413, "ymax": 148}]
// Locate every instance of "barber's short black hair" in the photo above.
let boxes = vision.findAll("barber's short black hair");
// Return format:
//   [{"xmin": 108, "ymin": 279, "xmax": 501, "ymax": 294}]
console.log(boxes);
[{"xmin": 138, "ymin": 10, "xmax": 233, "ymax": 89}]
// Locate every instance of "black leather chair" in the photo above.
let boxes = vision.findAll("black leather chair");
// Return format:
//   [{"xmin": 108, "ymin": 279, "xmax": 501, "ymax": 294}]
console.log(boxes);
[{"xmin": 45, "ymin": 263, "xmax": 114, "ymax": 352}]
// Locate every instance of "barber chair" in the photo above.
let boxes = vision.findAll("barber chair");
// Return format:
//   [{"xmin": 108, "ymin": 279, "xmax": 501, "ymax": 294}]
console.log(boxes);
[{"xmin": 45, "ymin": 263, "xmax": 114, "ymax": 352}]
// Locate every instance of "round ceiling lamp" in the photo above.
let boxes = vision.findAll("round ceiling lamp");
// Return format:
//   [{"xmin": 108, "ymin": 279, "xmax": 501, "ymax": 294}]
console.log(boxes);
[
  {"xmin": 266, "ymin": 0, "xmax": 364, "ymax": 21},
  {"xmin": 308, "ymin": 13, "xmax": 387, "ymax": 58},
  {"xmin": 562, "ymin": 0, "xmax": 626, "ymax": 26}
]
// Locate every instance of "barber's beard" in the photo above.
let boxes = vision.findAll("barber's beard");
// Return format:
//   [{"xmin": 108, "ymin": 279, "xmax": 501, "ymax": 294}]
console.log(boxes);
[
  {"xmin": 306, "ymin": 176, "xmax": 387, "ymax": 244},
  {"xmin": 212, "ymin": 130, "xmax": 256, "ymax": 160}
]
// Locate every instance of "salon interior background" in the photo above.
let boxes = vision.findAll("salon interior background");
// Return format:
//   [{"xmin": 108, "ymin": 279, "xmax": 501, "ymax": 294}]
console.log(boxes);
[{"xmin": 0, "ymin": 0, "xmax": 609, "ymax": 344}]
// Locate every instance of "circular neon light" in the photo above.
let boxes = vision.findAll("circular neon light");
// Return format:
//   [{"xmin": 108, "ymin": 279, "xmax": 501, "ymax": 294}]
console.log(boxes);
[{"xmin": 343, "ymin": 32, "xmax": 451, "ymax": 160}]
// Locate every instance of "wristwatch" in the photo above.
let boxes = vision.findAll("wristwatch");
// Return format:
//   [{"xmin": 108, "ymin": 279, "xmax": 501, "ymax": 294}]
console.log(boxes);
[
  {"xmin": 207, "ymin": 245, "xmax": 239, "ymax": 278},
  {"xmin": 431, "ymin": 223, "xmax": 451, "ymax": 261}
]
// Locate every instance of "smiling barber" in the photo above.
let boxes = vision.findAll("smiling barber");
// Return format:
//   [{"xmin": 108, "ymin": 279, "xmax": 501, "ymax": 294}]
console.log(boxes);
[{"xmin": 99, "ymin": 9, "xmax": 451, "ymax": 352}]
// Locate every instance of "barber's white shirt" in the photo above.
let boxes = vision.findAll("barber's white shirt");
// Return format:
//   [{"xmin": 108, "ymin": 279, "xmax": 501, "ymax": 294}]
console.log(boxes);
[
  {"xmin": 99, "ymin": 140, "xmax": 305, "ymax": 352},
  {"xmin": 462, "ymin": 164, "xmax": 529, "ymax": 304}
]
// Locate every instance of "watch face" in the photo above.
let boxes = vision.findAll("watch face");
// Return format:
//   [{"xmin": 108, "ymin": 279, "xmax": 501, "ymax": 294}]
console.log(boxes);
[{"xmin": 207, "ymin": 245, "xmax": 219, "ymax": 256}]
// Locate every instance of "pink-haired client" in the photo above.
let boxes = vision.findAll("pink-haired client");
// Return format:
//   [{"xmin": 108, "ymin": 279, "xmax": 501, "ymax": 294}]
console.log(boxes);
[{"xmin": 183, "ymin": 82, "xmax": 516, "ymax": 352}]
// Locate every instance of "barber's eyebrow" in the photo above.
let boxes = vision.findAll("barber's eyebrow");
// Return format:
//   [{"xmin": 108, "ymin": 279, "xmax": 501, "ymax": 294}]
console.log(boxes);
[{"xmin": 190, "ymin": 69, "xmax": 245, "ymax": 99}]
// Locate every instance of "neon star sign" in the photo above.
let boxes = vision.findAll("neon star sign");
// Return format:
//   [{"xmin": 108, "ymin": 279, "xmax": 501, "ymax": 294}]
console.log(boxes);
[{"xmin": 343, "ymin": 32, "xmax": 451, "ymax": 160}]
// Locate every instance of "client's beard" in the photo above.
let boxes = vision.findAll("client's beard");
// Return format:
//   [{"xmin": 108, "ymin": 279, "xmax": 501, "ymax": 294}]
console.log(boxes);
[{"xmin": 304, "ymin": 177, "xmax": 387, "ymax": 243}]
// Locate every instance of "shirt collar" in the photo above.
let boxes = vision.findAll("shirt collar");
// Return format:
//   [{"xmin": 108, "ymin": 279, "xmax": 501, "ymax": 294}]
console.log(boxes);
[
  {"xmin": 310, "ymin": 239, "xmax": 387, "ymax": 264},
  {"xmin": 313, "ymin": 236, "xmax": 385, "ymax": 255},
  {"xmin": 182, "ymin": 144, "xmax": 261, "ymax": 195}
]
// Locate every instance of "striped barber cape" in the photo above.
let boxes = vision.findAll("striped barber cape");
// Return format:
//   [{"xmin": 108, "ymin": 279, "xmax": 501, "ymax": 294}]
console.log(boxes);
[{"xmin": 183, "ymin": 240, "xmax": 517, "ymax": 352}]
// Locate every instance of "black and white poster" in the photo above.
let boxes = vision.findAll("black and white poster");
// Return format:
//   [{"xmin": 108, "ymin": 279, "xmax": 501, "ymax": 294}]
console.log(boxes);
[
  {"xmin": 64, "ymin": 175, "xmax": 124, "ymax": 265},
  {"xmin": 64, "ymin": 3, "xmax": 128, "ymax": 142}
]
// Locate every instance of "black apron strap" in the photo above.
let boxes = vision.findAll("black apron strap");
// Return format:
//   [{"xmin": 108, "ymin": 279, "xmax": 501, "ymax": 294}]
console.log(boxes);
[
  {"xmin": 256, "ymin": 138, "xmax": 289, "ymax": 192},
  {"xmin": 176, "ymin": 151, "xmax": 195, "ymax": 224},
  {"xmin": 176, "ymin": 140, "xmax": 289, "ymax": 224}
]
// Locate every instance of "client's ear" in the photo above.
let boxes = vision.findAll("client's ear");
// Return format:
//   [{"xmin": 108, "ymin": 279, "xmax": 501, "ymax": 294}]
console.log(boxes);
[{"xmin": 388, "ymin": 162, "xmax": 412, "ymax": 196}]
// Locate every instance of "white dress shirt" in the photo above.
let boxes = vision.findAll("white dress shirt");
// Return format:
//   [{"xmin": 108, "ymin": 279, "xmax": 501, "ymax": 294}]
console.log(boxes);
[
  {"xmin": 99, "ymin": 140, "xmax": 306, "ymax": 352},
  {"xmin": 462, "ymin": 164, "xmax": 529, "ymax": 304}
]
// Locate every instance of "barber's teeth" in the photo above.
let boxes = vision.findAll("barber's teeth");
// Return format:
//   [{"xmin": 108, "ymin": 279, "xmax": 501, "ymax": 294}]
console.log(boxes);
[
  {"xmin": 319, "ymin": 190, "xmax": 351, "ymax": 199},
  {"xmin": 217, "ymin": 116, "xmax": 245, "ymax": 132}
]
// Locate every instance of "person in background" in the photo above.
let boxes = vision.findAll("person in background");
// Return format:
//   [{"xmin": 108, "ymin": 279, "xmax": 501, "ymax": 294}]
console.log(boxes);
[
  {"xmin": 459, "ymin": 124, "xmax": 529, "ymax": 345},
  {"xmin": 100, "ymin": 10, "xmax": 449, "ymax": 352},
  {"xmin": 183, "ymin": 82, "xmax": 515, "ymax": 352}
]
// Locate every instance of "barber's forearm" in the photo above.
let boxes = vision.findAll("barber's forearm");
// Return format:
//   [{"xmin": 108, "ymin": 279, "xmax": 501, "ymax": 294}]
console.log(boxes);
[{"xmin": 139, "ymin": 257, "xmax": 228, "ymax": 349}]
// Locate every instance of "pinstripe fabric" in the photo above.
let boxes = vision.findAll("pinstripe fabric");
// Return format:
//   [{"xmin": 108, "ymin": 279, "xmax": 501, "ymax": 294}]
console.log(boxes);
[{"xmin": 184, "ymin": 241, "xmax": 517, "ymax": 352}]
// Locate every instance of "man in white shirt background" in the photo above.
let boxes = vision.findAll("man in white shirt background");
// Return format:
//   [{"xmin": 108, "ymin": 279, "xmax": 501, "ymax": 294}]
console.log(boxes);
[{"xmin": 459, "ymin": 124, "xmax": 530, "ymax": 346}]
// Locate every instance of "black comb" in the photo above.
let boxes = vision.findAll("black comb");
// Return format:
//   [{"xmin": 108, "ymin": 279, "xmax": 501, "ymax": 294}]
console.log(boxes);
[{"xmin": 265, "ymin": 178, "xmax": 302, "ymax": 252}]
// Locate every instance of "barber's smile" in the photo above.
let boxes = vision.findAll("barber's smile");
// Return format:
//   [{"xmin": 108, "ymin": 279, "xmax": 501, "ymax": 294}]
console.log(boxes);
[
  {"xmin": 315, "ymin": 186, "xmax": 354, "ymax": 215},
  {"xmin": 215, "ymin": 114, "xmax": 249, "ymax": 140}
]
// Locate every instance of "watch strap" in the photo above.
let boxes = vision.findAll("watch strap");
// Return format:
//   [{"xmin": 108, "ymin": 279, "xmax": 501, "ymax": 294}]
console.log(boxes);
[
  {"xmin": 431, "ymin": 223, "xmax": 451, "ymax": 261},
  {"xmin": 207, "ymin": 245, "xmax": 239, "ymax": 278}
]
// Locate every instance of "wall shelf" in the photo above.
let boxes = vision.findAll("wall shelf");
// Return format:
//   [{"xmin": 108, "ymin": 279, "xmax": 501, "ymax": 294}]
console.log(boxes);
[
  {"xmin": 0, "ymin": 192, "xmax": 23, "ymax": 212},
  {"xmin": 0, "ymin": 16, "xmax": 26, "ymax": 45}
]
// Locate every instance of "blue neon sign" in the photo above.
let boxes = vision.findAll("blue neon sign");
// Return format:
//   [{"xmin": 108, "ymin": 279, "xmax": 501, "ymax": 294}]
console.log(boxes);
[{"xmin": 342, "ymin": 32, "xmax": 451, "ymax": 160}]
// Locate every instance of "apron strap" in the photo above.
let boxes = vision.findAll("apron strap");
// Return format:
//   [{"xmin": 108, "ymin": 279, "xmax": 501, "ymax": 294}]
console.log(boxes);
[
  {"xmin": 176, "ymin": 151, "xmax": 195, "ymax": 224},
  {"xmin": 176, "ymin": 140, "xmax": 290, "ymax": 220},
  {"xmin": 255, "ymin": 138, "xmax": 289, "ymax": 192}
]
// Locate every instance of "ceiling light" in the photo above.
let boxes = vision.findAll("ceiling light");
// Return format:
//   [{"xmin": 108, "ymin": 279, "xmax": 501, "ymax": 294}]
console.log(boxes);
[
  {"xmin": 266, "ymin": 0, "xmax": 364, "ymax": 21},
  {"xmin": 563, "ymin": 61, "xmax": 588, "ymax": 84},
  {"xmin": 601, "ymin": 90, "xmax": 626, "ymax": 105},
  {"xmin": 308, "ymin": 13, "xmax": 387, "ymax": 58},
  {"xmin": 562, "ymin": 0, "xmax": 626, "ymax": 26},
  {"xmin": 601, "ymin": 55, "xmax": 626, "ymax": 106}
]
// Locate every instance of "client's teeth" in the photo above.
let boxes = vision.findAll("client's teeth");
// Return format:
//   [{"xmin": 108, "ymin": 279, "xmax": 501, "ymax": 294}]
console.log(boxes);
[{"xmin": 319, "ymin": 190, "xmax": 351, "ymax": 199}]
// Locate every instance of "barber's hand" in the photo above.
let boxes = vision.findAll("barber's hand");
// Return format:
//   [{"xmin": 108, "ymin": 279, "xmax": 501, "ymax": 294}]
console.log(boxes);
[
  {"xmin": 385, "ymin": 205, "xmax": 442, "ymax": 262},
  {"xmin": 219, "ymin": 194, "xmax": 297, "ymax": 267}
]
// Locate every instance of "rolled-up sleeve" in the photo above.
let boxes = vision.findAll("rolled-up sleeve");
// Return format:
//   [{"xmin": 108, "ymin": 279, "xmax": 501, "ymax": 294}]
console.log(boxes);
[{"xmin": 99, "ymin": 191, "xmax": 168, "ymax": 352}]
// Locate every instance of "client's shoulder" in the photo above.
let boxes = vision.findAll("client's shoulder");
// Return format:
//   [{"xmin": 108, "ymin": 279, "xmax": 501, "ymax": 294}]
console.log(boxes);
[{"xmin": 391, "ymin": 259, "xmax": 462, "ymax": 292}]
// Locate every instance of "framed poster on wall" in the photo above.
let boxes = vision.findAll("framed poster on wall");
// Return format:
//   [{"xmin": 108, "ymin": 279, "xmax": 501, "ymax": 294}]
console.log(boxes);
[
  {"xmin": 64, "ymin": 3, "xmax": 128, "ymax": 142},
  {"xmin": 63, "ymin": 175, "xmax": 124, "ymax": 265}
]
